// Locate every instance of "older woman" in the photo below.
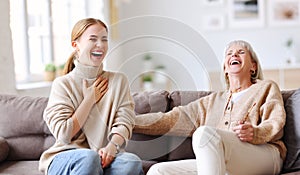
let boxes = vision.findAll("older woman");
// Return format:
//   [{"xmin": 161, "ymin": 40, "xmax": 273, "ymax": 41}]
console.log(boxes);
[{"xmin": 134, "ymin": 40, "xmax": 286, "ymax": 175}]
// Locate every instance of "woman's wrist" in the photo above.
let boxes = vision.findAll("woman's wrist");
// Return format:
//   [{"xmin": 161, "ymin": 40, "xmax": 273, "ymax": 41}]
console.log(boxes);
[{"xmin": 109, "ymin": 140, "xmax": 120, "ymax": 154}]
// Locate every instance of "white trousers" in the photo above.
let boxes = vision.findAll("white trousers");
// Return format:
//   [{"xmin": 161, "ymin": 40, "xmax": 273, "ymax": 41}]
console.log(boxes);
[{"xmin": 147, "ymin": 126, "xmax": 282, "ymax": 175}]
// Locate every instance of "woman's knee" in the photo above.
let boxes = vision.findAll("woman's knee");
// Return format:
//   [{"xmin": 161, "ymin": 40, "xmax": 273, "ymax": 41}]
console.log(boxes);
[
  {"xmin": 48, "ymin": 149, "xmax": 102, "ymax": 175},
  {"xmin": 192, "ymin": 126, "xmax": 218, "ymax": 147},
  {"xmin": 75, "ymin": 149, "xmax": 101, "ymax": 173},
  {"xmin": 147, "ymin": 163, "xmax": 167, "ymax": 175},
  {"xmin": 115, "ymin": 152, "xmax": 144, "ymax": 174},
  {"xmin": 78, "ymin": 149, "xmax": 100, "ymax": 163}
]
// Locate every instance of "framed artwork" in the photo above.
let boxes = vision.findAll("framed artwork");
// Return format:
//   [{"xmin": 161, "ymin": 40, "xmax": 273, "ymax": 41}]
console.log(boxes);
[
  {"xmin": 202, "ymin": 14, "xmax": 225, "ymax": 31},
  {"xmin": 268, "ymin": 0, "xmax": 300, "ymax": 26},
  {"xmin": 228, "ymin": 0, "xmax": 265, "ymax": 28},
  {"xmin": 202, "ymin": 0, "xmax": 224, "ymax": 6}
]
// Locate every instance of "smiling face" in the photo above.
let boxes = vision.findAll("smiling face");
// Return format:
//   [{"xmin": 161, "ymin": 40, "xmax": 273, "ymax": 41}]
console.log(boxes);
[
  {"xmin": 72, "ymin": 23, "xmax": 108, "ymax": 67},
  {"xmin": 224, "ymin": 44, "xmax": 257, "ymax": 78}
]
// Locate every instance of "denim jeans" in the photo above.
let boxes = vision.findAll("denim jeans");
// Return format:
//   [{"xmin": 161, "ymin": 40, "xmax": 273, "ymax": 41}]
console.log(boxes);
[{"xmin": 48, "ymin": 148, "xmax": 144, "ymax": 175}]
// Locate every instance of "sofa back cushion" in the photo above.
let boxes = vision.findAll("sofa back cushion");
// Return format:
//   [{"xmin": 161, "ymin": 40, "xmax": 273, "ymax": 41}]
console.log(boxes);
[
  {"xmin": 282, "ymin": 88, "xmax": 300, "ymax": 173},
  {"xmin": 169, "ymin": 91, "xmax": 212, "ymax": 108},
  {"xmin": 0, "ymin": 94, "xmax": 54, "ymax": 160},
  {"xmin": 132, "ymin": 90, "xmax": 170, "ymax": 114}
]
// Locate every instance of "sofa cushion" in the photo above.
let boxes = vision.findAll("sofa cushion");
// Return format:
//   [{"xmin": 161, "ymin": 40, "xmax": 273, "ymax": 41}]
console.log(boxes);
[
  {"xmin": 281, "ymin": 90, "xmax": 296, "ymax": 104},
  {"xmin": 169, "ymin": 91, "xmax": 212, "ymax": 108},
  {"xmin": 0, "ymin": 161, "xmax": 42, "ymax": 175},
  {"xmin": 168, "ymin": 136, "xmax": 195, "ymax": 161},
  {"xmin": 0, "ymin": 94, "xmax": 50, "ymax": 137},
  {"xmin": 0, "ymin": 94, "xmax": 54, "ymax": 160},
  {"xmin": 282, "ymin": 88, "xmax": 300, "ymax": 173},
  {"xmin": 0, "ymin": 137, "xmax": 9, "ymax": 162},
  {"xmin": 126, "ymin": 133, "xmax": 169, "ymax": 162},
  {"xmin": 132, "ymin": 90, "xmax": 169, "ymax": 114}
]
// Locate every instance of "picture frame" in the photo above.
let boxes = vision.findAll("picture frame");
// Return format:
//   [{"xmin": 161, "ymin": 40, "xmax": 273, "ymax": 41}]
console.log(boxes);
[
  {"xmin": 268, "ymin": 0, "xmax": 300, "ymax": 26},
  {"xmin": 202, "ymin": 14, "xmax": 225, "ymax": 31},
  {"xmin": 228, "ymin": 0, "xmax": 265, "ymax": 28}
]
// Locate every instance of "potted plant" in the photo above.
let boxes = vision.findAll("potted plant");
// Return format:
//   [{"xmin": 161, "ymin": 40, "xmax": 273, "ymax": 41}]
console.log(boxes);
[
  {"xmin": 154, "ymin": 65, "xmax": 167, "ymax": 84},
  {"xmin": 56, "ymin": 63, "xmax": 65, "ymax": 77},
  {"xmin": 44, "ymin": 63, "xmax": 56, "ymax": 81},
  {"xmin": 142, "ymin": 74, "xmax": 153, "ymax": 91},
  {"xmin": 284, "ymin": 38, "xmax": 296, "ymax": 64},
  {"xmin": 143, "ymin": 54, "xmax": 153, "ymax": 71}
]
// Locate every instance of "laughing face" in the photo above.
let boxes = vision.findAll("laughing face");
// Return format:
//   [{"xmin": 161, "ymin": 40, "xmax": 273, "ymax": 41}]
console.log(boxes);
[
  {"xmin": 224, "ymin": 44, "xmax": 256, "ymax": 78},
  {"xmin": 72, "ymin": 23, "xmax": 108, "ymax": 67}
]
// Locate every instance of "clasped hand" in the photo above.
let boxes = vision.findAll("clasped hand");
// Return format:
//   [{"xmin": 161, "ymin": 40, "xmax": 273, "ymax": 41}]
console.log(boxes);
[
  {"xmin": 82, "ymin": 76, "xmax": 108, "ymax": 104},
  {"xmin": 98, "ymin": 143, "xmax": 118, "ymax": 168},
  {"xmin": 232, "ymin": 121, "xmax": 254, "ymax": 142}
]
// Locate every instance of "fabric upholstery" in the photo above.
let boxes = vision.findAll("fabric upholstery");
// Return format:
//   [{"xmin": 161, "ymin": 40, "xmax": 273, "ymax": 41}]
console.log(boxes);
[
  {"xmin": 0, "ymin": 161, "xmax": 42, "ymax": 174},
  {"xmin": 282, "ymin": 88, "xmax": 300, "ymax": 173},
  {"xmin": 0, "ymin": 137, "xmax": 9, "ymax": 162},
  {"xmin": 0, "ymin": 94, "xmax": 54, "ymax": 160},
  {"xmin": 168, "ymin": 136, "xmax": 195, "ymax": 161},
  {"xmin": 125, "ymin": 133, "xmax": 169, "ymax": 161},
  {"xmin": 132, "ymin": 90, "xmax": 169, "ymax": 114},
  {"xmin": 169, "ymin": 90, "xmax": 212, "ymax": 108}
]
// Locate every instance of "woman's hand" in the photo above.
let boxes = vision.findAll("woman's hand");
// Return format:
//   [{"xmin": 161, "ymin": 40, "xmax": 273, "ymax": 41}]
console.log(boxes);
[
  {"xmin": 98, "ymin": 142, "xmax": 118, "ymax": 168},
  {"xmin": 232, "ymin": 121, "xmax": 254, "ymax": 142},
  {"xmin": 82, "ymin": 76, "xmax": 108, "ymax": 104}
]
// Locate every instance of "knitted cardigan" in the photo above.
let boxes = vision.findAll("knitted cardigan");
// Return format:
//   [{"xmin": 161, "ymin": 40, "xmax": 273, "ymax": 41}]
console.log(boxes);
[
  {"xmin": 39, "ymin": 63, "xmax": 135, "ymax": 173},
  {"xmin": 134, "ymin": 79, "xmax": 287, "ymax": 160}
]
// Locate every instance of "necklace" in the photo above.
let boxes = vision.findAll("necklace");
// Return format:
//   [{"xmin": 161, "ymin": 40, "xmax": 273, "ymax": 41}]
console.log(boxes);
[
  {"xmin": 225, "ymin": 87, "xmax": 241, "ymax": 109},
  {"xmin": 224, "ymin": 87, "xmax": 256, "ymax": 124},
  {"xmin": 230, "ymin": 87, "xmax": 241, "ymax": 93}
]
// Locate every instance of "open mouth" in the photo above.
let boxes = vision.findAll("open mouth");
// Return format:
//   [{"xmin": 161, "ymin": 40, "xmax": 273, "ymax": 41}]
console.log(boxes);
[
  {"xmin": 230, "ymin": 60, "xmax": 241, "ymax": 65},
  {"xmin": 91, "ymin": 51, "xmax": 103, "ymax": 57}
]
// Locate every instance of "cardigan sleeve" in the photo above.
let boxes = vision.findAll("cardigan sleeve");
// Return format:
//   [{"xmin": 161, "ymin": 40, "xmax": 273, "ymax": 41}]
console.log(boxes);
[
  {"xmin": 134, "ymin": 97, "xmax": 208, "ymax": 137},
  {"xmin": 250, "ymin": 80, "xmax": 286, "ymax": 145}
]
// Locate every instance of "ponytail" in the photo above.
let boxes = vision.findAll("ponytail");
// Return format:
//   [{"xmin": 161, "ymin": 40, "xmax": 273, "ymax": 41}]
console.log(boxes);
[{"xmin": 63, "ymin": 51, "xmax": 76, "ymax": 75}]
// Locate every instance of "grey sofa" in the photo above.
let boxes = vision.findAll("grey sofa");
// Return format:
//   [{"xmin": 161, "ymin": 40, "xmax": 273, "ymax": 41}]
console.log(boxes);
[{"xmin": 0, "ymin": 88, "xmax": 300, "ymax": 174}]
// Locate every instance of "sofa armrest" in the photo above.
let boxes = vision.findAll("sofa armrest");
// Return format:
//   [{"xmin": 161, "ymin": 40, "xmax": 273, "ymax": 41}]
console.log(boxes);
[{"xmin": 0, "ymin": 137, "xmax": 9, "ymax": 162}]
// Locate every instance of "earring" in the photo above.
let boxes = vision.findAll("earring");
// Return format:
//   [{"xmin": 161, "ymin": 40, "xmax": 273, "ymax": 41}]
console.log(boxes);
[{"xmin": 251, "ymin": 70, "xmax": 256, "ymax": 75}]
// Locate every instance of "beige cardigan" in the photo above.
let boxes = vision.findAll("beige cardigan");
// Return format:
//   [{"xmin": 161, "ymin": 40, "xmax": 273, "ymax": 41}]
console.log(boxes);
[
  {"xmin": 134, "ymin": 80, "xmax": 287, "ymax": 160},
  {"xmin": 39, "ymin": 63, "xmax": 135, "ymax": 173}
]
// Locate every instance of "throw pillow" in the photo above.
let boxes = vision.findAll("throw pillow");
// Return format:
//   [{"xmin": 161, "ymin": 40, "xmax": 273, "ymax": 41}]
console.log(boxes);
[
  {"xmin": 282, "ymin": 88, "xmax": 300, "ymax": 173},
  {"xmin": 132, "ymin": 90, "xmax": 169, "ymax": 114},
  {"xmin": 0, "ymin": 137, "xmax": 9, "ymax": 162}
]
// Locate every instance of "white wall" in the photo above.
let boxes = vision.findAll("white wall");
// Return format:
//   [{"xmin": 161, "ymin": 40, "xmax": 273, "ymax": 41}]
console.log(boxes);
[
  {"xmin": 1, "ymin": 0, "xmax": 299, "ymax": 96},
  {"xmin": 105, "ymin": 0, "xmax": 300, "ymax": 91},
  {"xmin": 0, "ymin": 0, "xmax": 17, "ymax": 95}
]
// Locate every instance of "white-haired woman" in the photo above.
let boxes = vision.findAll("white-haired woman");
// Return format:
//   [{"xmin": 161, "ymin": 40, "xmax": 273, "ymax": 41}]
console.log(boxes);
[{"xmin": 135, "ymin": 40, "xmax": 286, "ymax": 175}]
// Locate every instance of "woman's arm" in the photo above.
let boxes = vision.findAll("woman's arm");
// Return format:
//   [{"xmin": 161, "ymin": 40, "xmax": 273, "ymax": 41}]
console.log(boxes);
[
  {"xmin": 246, "ymin": 81, "xmax": 286, "ymax": 144},
  {"xmin": 44, "ymin": 76, "xmax": 108, "ymax": 143},
  {"xmin": 233, "ymin": 81, "xmax": 286, "ymax": 144},
  {"xmin": 72, "ymin": 76, "xmax": 108, "ymax": 136},
  {"xmin": 134, "ymin": 98, "xmax": 206, "ymax": 137}
]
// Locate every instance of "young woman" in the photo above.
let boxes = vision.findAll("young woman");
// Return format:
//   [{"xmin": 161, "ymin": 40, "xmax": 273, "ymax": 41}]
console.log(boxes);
[
  {"xmin": 39, "ymin": 18, "xmax": 144, "ymax": 175},
  {"xmin": 134, "ymin": 40, "xmax": 286, "ymax": 175}
]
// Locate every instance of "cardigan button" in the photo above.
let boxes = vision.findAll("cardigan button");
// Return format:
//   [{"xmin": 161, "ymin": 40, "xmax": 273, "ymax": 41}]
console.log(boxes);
[{"xmin": 225, "ymin": 121, "xmax": 229, "ymax": 125}]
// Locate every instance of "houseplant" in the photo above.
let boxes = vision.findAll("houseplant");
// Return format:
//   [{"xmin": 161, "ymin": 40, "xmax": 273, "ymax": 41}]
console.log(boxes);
[
  {"xmin": 142, "ymin": 74, "xmax": 153, "ymax": 91},
  {"xmin": 44, "ymin": 63, "xmax": 56, "ymax": 81},
  {"xmin": 56, "ymin": 63, "xmax": 65, "ymax": 77}
]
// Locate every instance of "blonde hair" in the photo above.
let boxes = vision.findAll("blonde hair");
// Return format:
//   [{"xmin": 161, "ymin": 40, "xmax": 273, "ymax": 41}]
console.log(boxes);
[
  {"xmin": 63, "ymin": 18, "xmax": 108, "ymax": 75},
  {"xmin": 222, "ymin": 40, "xmax": 264, "ymax": 89}
]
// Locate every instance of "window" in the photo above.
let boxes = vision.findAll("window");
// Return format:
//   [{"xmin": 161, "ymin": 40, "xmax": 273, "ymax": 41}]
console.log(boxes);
[{"xmin": 10, "ymin": 0, "xmax": 104, "ymax": 85}]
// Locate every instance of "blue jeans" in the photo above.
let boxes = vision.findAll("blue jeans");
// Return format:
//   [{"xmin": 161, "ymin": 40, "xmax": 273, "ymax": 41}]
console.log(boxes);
[{"xmin": 48, "ymin": 148, "xmax": 144, "ymax": 175}]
